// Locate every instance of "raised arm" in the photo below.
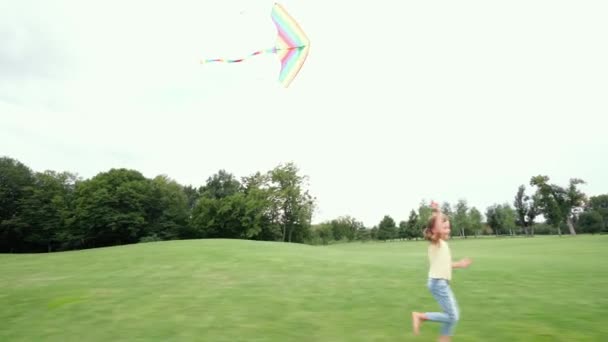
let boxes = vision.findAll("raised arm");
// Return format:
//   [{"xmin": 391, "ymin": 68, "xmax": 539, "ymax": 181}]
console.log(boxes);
[{"xmin": 430, "ymin": 200, "xmax": 441, "ymax": 214}]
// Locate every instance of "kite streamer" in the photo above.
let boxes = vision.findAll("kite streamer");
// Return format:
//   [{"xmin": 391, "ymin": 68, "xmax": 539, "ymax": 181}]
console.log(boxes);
[{"xmin": 201, "ymin": 3, "xmax": 310, "ymax": 88}]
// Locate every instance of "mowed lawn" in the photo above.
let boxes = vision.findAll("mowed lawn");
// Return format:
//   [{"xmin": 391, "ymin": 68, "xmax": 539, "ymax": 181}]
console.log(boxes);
[{"xmin": 1, "ymin": 236, "xmax": 607, "ymax": 341}]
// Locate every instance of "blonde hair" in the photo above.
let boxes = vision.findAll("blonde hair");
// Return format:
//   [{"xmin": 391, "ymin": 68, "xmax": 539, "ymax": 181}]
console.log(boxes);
[{"xmin": 424, "ymin": 209, "xmax": 448, "ymax": 244}]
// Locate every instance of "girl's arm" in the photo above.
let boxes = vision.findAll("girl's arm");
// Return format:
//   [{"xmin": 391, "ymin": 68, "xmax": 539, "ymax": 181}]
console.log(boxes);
[
  {"xmin": 430, "ymin": 200, "xmax": 441, "ymax": 214},
  {"xmin": 452, "ymin": 258, "xmax": 472, "ymax": 269}
]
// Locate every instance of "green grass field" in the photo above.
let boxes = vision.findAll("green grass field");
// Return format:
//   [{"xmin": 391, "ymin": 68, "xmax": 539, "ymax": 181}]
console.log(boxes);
[{"xmin": 1, "ymin": 236, "xmax": 607, "ymax": 341}]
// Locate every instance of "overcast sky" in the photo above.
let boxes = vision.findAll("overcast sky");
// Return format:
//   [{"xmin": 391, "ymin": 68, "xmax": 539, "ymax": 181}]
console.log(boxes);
[{"xmin": 2, "ymin": 0, "xmax": 607, "ymax": 226}]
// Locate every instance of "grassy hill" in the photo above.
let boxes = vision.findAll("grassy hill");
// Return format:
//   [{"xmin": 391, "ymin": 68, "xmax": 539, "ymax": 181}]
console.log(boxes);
[{"xmin": 1, "ymin": 236, "xmax": 607, "ymax": 341}]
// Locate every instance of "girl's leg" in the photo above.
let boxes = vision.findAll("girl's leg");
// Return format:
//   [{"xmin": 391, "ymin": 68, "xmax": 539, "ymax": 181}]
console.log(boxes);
[{"xmin": 424, "ymin": 279, "xmax": 460, "ymax": 337}]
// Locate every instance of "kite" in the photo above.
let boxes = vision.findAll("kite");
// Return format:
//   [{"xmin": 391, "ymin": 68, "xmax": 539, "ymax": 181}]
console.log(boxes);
[{"xmin": 201, "ymin": 3, "xmax": 310, "ymax": 88}]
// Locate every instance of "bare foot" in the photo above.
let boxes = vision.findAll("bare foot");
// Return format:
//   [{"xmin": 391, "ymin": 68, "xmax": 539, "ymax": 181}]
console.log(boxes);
[{"xmin": 412, "ymin": 312, "xmax": 423, "ymax": 335}]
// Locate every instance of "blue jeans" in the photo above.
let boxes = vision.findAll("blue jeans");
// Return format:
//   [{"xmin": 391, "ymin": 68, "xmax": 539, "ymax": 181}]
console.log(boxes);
[{"xmin": 426, "ymin": 278, "xmax": 460, "ymax": 336}]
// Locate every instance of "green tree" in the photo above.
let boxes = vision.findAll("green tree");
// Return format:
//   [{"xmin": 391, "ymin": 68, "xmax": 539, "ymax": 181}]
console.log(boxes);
[
  {"xmin": 199, "ymin": 193, "xmax": 255, "ymax": 238},
  {"xmin": 18, "ymin": 171, "xmax": 78, "ymax": 252},
  {"xmin": 200, "ymin": 169, "xmax": 241, "ymax": 199},
  {"xmin": 331, "ymin": 216, "xmax": 363, "ymax": 241},
  {"xmin": 192, "ymin": 169, "xmax": 277, "ymax": 240},
  {"xmin": 530, "ymin": 176, "xmax": 586, "ymax": 235},
  {"xmin": 485, "ymin": 205, "xmax": 499, "ymax": 236},
  {"xmin": 502, "ymin": 203, "xmax": 517, "ymax": 236},
  {"xmin": 441, "ymin": 202, "xmax": 453, "ymax": 219},
  {"xmin": 242, "ymin": 172, "xmax": 281, "ymax": 241},
  {"xmin": 514, "ymin": 185, "xmax": 540, "ymax": 236},
  {"xmin": 468, "ymin": 207, "xmax": 483, "ymax": 237},
  {"xmin": 577, "ymin": 211, "xmax": 603, "ymax": 234},
  {"xmin": 453, "ymin": 199, "xmax": 470, "ymax": 238},
  {"xmin": 0, "ymin": 157, "xmax": 35, "ymax": 252},
  {"xmin": 269, "ymin": 163, "xmax": 315, "ymax": 243},
  {"xmin": 406, "ymin": 209, "xmax": 419, "ymax": 240},
  {"xmin": 356, "ymin": 225, "xmax": 371, "ymax": 241},
  {"xmin": 182, "ymin": 185, "xmax": 200, "ymax": 210},
  {"xmin": 514, "ymin": 185, "xmax": 529, "ymax": 235},
  {"xmin": 377, "ymin": 215, "xmax": 397, "ymax": 241},
  {"xmin": 309, "ymin": 223, "xmax": 334, "ymax": 245},
  {"xmin": 147, "ymin": 175, "xmax": 191, "ymax": 240},
  {"xmin": 587, "ymin": 194, "xmax": 608, "ymax": 232},
  {"xmin": 71, "ymin": 169, "xmax": 155, "ymax": 248},
  {"xmin": 370, "ymin": 226, "xmax": 378, "ymax": 240},
  {"xmin": 527, "ymin": 194, "xmax": 541, "ymax": 236},
  {"xmin": 191, "ymin": 170, "xmax": 245, "ymax": 239},
  {"xmin": 397, "ymin": 220, "xmax": 408, "ymax": 240},
  {"xmin": 486, "ymin": 203, "xmax": 517, "ymax": 236},
  {"xmin": 191, "ymin": 196, "xmax": 221, "ymax": 238}
]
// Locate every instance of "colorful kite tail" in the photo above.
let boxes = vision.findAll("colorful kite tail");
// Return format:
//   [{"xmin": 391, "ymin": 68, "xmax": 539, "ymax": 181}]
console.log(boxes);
[{"xmin": 200, "ymin": 48, "xmax": 278, "ymax": 64}]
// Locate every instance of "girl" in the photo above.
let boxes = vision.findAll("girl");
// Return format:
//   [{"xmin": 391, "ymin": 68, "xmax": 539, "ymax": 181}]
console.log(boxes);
[{"xmin": 412, "ymin": 201, "xmax": 472, "ymax": 342}]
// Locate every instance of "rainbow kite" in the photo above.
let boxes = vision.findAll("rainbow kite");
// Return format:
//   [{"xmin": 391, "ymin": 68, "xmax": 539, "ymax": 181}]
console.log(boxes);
[{"xmin": 201, "ymin": 3, "xmax": 310, "ymax": 88}]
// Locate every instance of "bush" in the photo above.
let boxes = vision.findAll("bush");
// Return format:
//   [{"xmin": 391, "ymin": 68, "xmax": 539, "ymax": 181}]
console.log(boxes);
[
  {"xmin": 578, "ymin": 211, "xmax": 604, "ymax": 234},
  {"xmin": 531, "ymin": 223, "xmax": 557, "ymax": 235}
]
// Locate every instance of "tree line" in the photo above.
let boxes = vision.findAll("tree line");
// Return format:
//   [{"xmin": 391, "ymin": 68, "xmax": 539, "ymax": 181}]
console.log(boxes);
[
  {"xmin": 1, "ymin": 156, "xmax": 606, "ymax": 252},
  {"xmin": 0, "ymin": 157, "xmax": 314, "ymax": 252},
  {"xmin": 309, "ymin": 177, "xmax": 607, "ymax": 245}
]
